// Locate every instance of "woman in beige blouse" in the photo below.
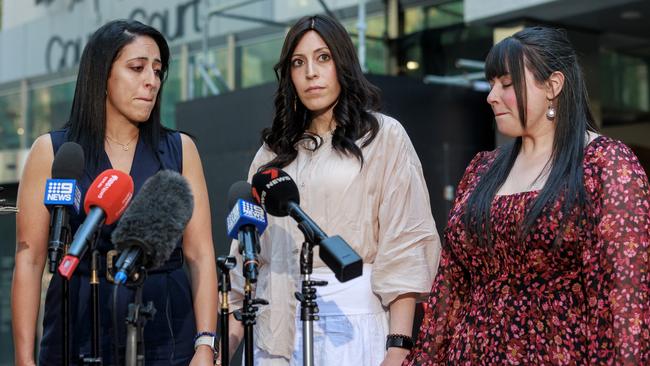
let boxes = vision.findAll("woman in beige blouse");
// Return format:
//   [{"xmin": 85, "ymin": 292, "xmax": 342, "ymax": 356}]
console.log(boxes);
[{"xmin": 228, "ymin": 14, "xmax": 441, "ymax": 366}]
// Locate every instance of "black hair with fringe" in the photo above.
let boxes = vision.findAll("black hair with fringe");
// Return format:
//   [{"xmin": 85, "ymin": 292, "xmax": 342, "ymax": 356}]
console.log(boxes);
[{"xmin": 464, "ymin": 26, "xmax": 598, "ymax": 247}]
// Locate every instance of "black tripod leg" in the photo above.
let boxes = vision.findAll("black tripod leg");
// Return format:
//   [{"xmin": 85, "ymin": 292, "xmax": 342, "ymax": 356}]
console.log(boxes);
[{"xmin": 220, "ymin": 308, "xmax": 229, "ymax": 366}]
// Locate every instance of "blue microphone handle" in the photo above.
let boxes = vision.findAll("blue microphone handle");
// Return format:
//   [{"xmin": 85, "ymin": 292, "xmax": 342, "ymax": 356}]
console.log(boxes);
[
  {"xmin": 238, "ymin": 225, "xmax": 260, "ymax": 283},
  {"xmin": 114, "ymin": 246, "xmax": 143, "ymax": 285},
  {"xmin": 68, "ymin": 207, "xmax": 105, "ymax": 258}
]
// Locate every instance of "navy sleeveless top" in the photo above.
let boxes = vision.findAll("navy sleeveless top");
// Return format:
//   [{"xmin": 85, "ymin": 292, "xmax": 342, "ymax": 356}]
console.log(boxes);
[{"xmin": 40, "ymin": 129, "xmax": 196, "ymax": 365}]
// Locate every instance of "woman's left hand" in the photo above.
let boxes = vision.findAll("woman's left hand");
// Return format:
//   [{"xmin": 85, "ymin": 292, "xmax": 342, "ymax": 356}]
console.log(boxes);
[
  {"xmin": 380, "ymin": 347, "xmax": 410, "ymax": 366},
  {"xmin": 189, "ymin": 346, "xmax": 215, "ymax": 365}
]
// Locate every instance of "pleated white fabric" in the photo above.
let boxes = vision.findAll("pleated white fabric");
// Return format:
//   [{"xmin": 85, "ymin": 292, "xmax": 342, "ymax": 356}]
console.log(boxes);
[{"xmin": 246, "ymin": 265, "xmax": 389, "ymax": 366}]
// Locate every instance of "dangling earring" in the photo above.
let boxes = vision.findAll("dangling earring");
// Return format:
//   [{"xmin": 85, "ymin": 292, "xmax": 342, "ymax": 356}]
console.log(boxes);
[
  {"xmin": 293, "ymin": 97, "xmax": 297, "ymax": 112},
  {"xmin": 546, "ymin": 101, "xmax": 556, "ymax": 120}
]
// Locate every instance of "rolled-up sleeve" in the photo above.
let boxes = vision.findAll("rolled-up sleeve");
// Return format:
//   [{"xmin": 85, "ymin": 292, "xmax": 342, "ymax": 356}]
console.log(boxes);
[{"xmin": 371, "ymin": 123, "xmax": 441, "ymax": 307}]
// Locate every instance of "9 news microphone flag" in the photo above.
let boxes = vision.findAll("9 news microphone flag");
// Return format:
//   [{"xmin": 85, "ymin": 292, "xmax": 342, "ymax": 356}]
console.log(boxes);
[
  {"xmin": 226, "ymin": 181, "xmax": 267, "ymax": 283},
  {"xmin": 44, "ymin": 142, "xmax": 84, "ymax": 272}
]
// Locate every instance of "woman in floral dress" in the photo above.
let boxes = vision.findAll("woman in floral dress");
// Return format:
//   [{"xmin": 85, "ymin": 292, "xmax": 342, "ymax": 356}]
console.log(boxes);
[{"xmin": 405, "ymin": 26, "xmax": 649, "ymax": 365}]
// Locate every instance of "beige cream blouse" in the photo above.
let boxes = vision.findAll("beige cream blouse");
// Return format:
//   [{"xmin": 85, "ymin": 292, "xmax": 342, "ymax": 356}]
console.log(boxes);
[{"xmin": 228, "ymin": 113, "xmax": 441, "ymax": 359}]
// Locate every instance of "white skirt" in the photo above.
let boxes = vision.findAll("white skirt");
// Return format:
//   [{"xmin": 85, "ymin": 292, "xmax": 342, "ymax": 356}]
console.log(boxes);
[{"xmin": 249, "ymin": 264, "xmax": 389, "ymax": 366}]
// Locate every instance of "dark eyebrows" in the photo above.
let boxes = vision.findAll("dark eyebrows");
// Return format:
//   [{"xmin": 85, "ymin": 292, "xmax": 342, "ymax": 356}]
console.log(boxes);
[
  {"xmin": 292, "ymin": 46, "xmax": 330, "ymax": 58},
  {"xmin": 126, "ymin": 56, "xmax": 162, "ymax": 65}
]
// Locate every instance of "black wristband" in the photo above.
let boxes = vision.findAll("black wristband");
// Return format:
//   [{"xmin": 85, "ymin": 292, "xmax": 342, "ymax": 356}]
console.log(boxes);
[{"xmin": 385, "ymin": 333, "xmax": 414, "ymax": 350}]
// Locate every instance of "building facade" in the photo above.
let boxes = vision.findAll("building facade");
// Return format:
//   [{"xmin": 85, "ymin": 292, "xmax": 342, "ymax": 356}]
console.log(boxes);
[{"xmin": 1, "ymin": 0, "xmax": 649, "ymax": 364}]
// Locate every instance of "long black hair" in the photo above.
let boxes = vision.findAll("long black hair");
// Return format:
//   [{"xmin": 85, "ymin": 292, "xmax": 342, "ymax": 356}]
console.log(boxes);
[
  {"xmin": 261, "ymin": 14, "xmax": 381, "ymax": 169},
  {"xmin": 64, "ymin": 19, "xmax": 170, "ymax": 171},
  {"xmin": 464, "ymin": 26, "xmax": 598, "ymax": 247}
]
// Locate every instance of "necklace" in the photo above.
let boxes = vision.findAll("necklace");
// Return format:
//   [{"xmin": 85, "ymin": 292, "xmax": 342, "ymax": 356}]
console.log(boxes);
[{"xmin": 106, "ymin": 133, "xmax": 138, "ymax": 151}]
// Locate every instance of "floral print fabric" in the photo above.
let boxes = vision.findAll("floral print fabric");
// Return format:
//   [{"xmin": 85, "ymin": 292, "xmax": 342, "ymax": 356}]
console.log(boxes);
[{"xmin": 406, "ymin": 136, "xmax": 650, "ymax": 365}]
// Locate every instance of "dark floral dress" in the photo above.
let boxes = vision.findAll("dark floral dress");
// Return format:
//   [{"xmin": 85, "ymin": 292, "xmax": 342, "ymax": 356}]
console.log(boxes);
[{"xmin": 405, "ymin": 136, "xmax": 650, "ymax": 365}]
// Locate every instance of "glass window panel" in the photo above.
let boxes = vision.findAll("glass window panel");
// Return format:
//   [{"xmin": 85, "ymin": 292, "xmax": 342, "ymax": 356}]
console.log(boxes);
[
  {"xmin": 349, "ymin": 37, "xmax": 389, "ymax": 75},
  {"xmin": 343, "ymin": 13, "xmax": 386, "ymax": 39},
  {"xmin": 405, "ymin": 1, "xmax": 464, "ymax": 35},
  {"xmin": 397, "ymin": 25, "xmax": 492, "ymax": 78},
  {"xmin": 161, "ymin": 55, "xmax": 183, "ymax": 129},
  {"xmin": 405, "ymin": 6, "xmax": 426, "ymax": 35},
  {"xmin": 240, "ymin": 36, "xmax": 283, "ymax": 89},
  {"xmin": 334, "ymin": 16, "xmax": 390, "ymax": 75},
  {"xmin": 403, "ymin": 43, "xmax": 423, "ymax": 77},
  {"xmin": 601, "ymin": 51, "xmax": 649, "ymax": 113},
  {"xmin": 366, "ymin": 38, "xmax": 388, "ymax": 75},
  {"xmin": 426, "ymin": 1, "xmax": 463, "ymax": 29},
  {"xmin": 27, "ymin": 81, "xmax": 75, "ymax": 145},
  {"xmin": 366, "ymin": 13, "xmax": 386, "ymax": 38},
  {"xmin": 0, "ymin": 91, "xmax": 21, "ymax": 150},
  {"xmin": 191, "ymin": 46, "xmax": 230, "ymax": 97}
]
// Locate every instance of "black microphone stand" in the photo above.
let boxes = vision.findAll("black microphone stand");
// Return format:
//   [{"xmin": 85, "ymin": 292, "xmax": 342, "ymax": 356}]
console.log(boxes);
[
  {"xmin": 234, "ymin": 284, "xmax": 268, "ymax": 366},
  {"xmin": 123, "ymin": 267, "xmax": 156, "ymax": 366},
  {"xmin": 47, "ymin": 208, "xmax": 72, "ymax": 366},
  {"xmin": 80, "ymin": 233, "xmax": 103, "ymax": 365},
  {"xmin": 217, "ymin": 256, "xmax": 236, "ymax": 366},
  {"xmin": 294, "ymin": 222, "xmax": 327, "ymax": 366},
  {"xmin": 233, "ymin": 258, "xmax": 268, "ymax": 366}
]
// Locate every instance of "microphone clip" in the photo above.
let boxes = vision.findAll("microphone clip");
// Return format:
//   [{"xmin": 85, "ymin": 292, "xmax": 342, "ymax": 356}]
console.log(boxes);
[
  {"xmin": 296, "ymin": 220, "xmax": 318, "ymax": 247},
  {"xmin": 216, "ymin": 255, "xmax": 236, "ymax": 294},
  {"xmin": 106, "ymin": 249, "xmax": 146, "ymax": 287},
  {"xmin": 233, "ymin": 297, "xmax": 269, "ymax": 326},
  {"xmin": 106, "ymin": 249, "xmax": 119, "ymax": 284}
]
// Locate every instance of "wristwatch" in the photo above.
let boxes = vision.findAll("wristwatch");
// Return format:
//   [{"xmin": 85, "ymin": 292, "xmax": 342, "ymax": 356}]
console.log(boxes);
[
  {"xmin": 194, "ymin": 334, "xmax": 216, "ymax": 350},
  {"xmin": 194, "ymin": 331, "xmax": 219, "ymax": 359}
]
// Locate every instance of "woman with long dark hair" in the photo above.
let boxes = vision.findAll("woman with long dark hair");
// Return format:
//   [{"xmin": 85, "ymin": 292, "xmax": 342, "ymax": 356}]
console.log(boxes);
[
  {"xmin": 406, "ymin": 26, "xmax": 650, "ymax": 365},
  {"xmin": 228, "ymin": 14, "xmax": 441, "ymax": 366},
  {"xmin": 12, "ymin": 20, "xmax": 217, "ymax": 365}
]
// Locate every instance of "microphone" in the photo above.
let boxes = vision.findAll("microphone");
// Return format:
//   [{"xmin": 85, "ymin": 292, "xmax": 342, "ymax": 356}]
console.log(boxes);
[
  {"xmin": 111, "ymin": 170, "xmax": 193, "ymax": 285},
  {"xmin": 43, "ymin": 142, "xmax": 84, "ymax": 273},
  {"xmin": 58, "ymin": 169, "xmax": 134, "ymax": 279},
  {"xmin": 251, "ymin": 168, "xmax": 362, "ymax": 282},
  {"xmin": 226, "ymin": 181, "xmax": 267, "ymax": 283}
]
